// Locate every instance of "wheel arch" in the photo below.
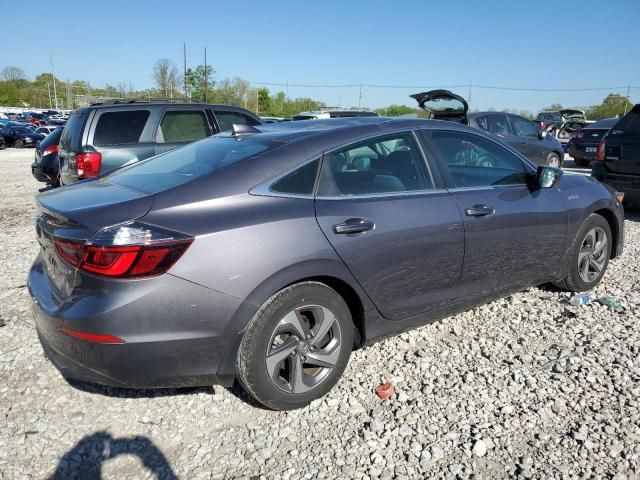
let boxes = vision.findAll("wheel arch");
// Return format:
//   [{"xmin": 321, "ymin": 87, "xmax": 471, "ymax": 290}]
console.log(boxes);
[{"xmin": 593, "ymin": 207, "xmax": 620, "ymax": 259}]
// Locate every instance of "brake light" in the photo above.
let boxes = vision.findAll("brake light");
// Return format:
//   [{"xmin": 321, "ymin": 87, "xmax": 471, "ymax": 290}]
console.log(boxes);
[
  {"xmin": 43, "ymin": 144, "xmax": 59, "ymax": 156},
  {"xmin": 58, "ymin": 326, "xmax": 124, "ymax": 344},
  {"xmin": 52, "ymin": 222, "xmax": 193, "ymax": 278},
  {"xmin": 596, "ymin": 138, "xmax": 606, "ymax": 161},
  {"xmin": 76, "ymin": 152, "xmax": 101, "ymax": 178},
  {"xmin": 571, "ymin": 131, "xmax": 583, "ymax": 138}
]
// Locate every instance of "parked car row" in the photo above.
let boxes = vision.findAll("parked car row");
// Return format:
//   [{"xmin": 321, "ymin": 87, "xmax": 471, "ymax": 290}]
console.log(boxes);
[
  {"xmin": 29, "ymin": 114, "xmax": 625, "ymax": 410},
  {"xmin": 410, "ymin": 90, "xmax": 565, "ymax": 167}
]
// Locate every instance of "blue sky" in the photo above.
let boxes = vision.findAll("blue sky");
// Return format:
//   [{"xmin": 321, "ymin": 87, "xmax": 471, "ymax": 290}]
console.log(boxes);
[{"xmin": 2, "ymin": 0, "xmax": 639, "ymax": 112}]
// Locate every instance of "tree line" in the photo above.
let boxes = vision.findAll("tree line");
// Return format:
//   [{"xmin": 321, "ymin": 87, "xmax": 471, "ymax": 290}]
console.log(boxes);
[{"xmin": 0, "ymin": 63, "xmax": 635, "ymax": 121}]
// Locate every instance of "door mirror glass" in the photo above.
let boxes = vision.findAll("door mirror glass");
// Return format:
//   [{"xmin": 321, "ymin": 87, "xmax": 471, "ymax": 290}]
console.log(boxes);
[{"xmin": 536, "ymin": 165, "xmax": 561, "ymax": 188}]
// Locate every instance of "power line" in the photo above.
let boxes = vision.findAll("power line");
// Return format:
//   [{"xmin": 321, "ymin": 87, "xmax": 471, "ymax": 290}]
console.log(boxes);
[{"xmin": 247, "ymin": 80, "xmax": 640, "ymax": 93}]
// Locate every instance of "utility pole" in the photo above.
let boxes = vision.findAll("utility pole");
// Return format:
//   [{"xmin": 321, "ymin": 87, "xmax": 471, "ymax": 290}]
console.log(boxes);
[
  {"xmin": 624, "ymin": 85, "xmax": 631, "ymax": 115},
  {"xmin": 203, "ymin": 47, "xmax": 208, "ymax": 102},
  {"xmin": 468, "ymin": 83, "xmax": 473, "ymax": 105},
  {"xmin": 50, "ymin": 51, "xmax": 59, "ymax": 109},
  {"xmin": 256, "ymin": 89, "xmax": 259, "ymax": 115},
  {"xmin": 358, "ymin": 84, "xmax": 362, "ymax": 109},
  {"xmin": 183, "ymin": 43, "xmax": 188, "ymax": 99},
  {"xmin": 47, "ymin": 82, "xmax": 52, "ymax": 108}
]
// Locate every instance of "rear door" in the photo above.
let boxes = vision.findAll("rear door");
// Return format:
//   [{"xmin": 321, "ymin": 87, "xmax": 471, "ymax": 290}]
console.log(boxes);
[
  {"xmin": 154, "ymin": 107, "xmax": 212, "ymax": 155},
  {"xmin": 487, "ymin": 113, "xmax": 534, "ymax": 160},
  {"xmin": 605, "ymin": 106, "xmax": 640, "ymax": 175},
  {"xmin": 425, "ymin": 129, "xmax": 567, "ymax": 296},
  {"xmin": 314, "ymin": 131, "xmax": 465, "ymax": 320}
]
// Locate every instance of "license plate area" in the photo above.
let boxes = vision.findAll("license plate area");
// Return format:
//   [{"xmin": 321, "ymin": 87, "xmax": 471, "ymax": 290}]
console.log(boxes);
[{"xmin": 586, "ymin": 146, "xmax": 597, "ymax": 153}]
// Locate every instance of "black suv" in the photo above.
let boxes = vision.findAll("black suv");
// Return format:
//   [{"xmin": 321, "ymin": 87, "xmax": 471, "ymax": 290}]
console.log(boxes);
[
  {"xmin": 58, "ymin": 101, "xmax": 262, "ymax": 185},
  {"xmin": 592, "ymin": 104, "xmax": 640, "ymax": 204}
]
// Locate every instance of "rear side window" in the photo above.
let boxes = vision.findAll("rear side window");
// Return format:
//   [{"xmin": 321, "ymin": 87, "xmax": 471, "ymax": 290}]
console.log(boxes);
[
  {"xmin": 60, "ymin": 112, "xmax": 86, "ymax": 150},
  {"xmin": 157, "ymin": 111, "xmax": 209, "ymax": 143},
  {"xmin": 214, "ymin": 111, "xmax": 260, "ymax": 132},
  {"xmin": 93, "ymin": 110, "xmax": 150, "ymax": 146},
  {"xmin": 317, "ymin": 133, "xmax": 431, "ymax": 196},
  {"xmin": 510, "ymin": 116, "xmax": 538, "ymax": 138},
  {"xmin": 106, "ymin": 136, "xmax": 274, "ymax": 194},
  {"xmin": 271, "ymin": 159, "xmax": 320, "ymax": 195},
  {"xmin": 489, "ymin": 114, "xmax": 512, "ymax": 135}
]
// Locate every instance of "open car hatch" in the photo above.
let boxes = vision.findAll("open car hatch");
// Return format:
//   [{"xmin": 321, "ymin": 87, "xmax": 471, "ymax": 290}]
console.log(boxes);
[{"xmin": 410, "ymin": 89, "xmax": 469, "ymax": 124}]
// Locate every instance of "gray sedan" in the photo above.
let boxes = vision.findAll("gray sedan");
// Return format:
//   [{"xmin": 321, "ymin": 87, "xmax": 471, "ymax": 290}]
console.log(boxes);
[{"xmin": 29, "ymin": 117, "xmax": 623, "ymax": 410}]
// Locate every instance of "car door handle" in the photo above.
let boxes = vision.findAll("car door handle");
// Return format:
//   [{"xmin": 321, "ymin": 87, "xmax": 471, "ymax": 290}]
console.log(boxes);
[
  {"xmin": 465, "ymin": 205, "xmax": 495, "ymax": 217},
  {"xmin": 333, "ymin": 218, "xmax": 375, "ymax": 234}
]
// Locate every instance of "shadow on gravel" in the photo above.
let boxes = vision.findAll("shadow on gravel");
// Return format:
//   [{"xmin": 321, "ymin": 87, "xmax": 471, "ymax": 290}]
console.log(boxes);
[
  {"xmin": 66, "ymin": 378, "xmax": 215, "ymax": 399},
  {"xmin": 49, "ymin": 431, "xmax": 178, "ymax": 480}
]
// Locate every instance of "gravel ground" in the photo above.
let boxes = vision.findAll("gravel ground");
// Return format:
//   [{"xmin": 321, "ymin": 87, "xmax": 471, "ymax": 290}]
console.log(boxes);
[{"xmin": 1, "ymin": 147, "xmax": 639, "ymax": 479}]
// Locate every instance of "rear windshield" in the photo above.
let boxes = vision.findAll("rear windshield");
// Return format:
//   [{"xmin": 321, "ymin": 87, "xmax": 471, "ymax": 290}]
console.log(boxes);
[
  {"xmin": 60, "ymin": 112, "xmax": 86, "ymax": 150},
  {"xmin": 611, "ymin": 110, "xmax": 640, "ymax": 135},
  {"xmin": 589, "ymin": 118, "xmax": 618, "ymax": 129},
  {"xmin": 106, "ymin": 136, "xmax": 274, "ymax": 194}
]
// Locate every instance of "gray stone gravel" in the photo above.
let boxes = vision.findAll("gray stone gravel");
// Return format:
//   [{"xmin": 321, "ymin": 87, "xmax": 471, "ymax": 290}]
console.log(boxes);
[{"xmin": 1, "ymin": 148, "xmax": 639, "ymax": 479}]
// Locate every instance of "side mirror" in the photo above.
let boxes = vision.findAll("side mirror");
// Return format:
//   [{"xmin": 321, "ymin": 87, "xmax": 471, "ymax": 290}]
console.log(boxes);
[
  {"xmin": 536, "ymin": 165, "xmax": 562, "ymax": 188},
  {"xmin": 538, "ymin": 129, "xmax": 548, "ymax": 140}
]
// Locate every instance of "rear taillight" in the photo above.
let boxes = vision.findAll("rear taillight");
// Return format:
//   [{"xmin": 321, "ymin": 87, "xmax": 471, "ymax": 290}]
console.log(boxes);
[
  {"xmin": 76, "ymin": 152, "xmax": 101, "ymax": 178},
  {"xmin": 53, "ymin": 222, "xmax": 193, "ymax": 278},
  {"xmin": 571, "ymin": 131, "xmax": 583, "ymax": 138},
  {"xmin": 43, "ymin": 144, "xmax": 59, "ymax": 156},
  {"xmin": 596, "ymin": 138, "xmax": 606, "ymax": 161}
]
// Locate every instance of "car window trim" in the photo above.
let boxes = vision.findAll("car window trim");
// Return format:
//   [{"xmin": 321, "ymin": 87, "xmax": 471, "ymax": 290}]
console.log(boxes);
[
  {"xmin": 424, "ymin": 128, "xmax": 536, "ymax": 190},
  {"xmin": 250, "ymin": 156, "xmax": 321, "ymax": 199}
]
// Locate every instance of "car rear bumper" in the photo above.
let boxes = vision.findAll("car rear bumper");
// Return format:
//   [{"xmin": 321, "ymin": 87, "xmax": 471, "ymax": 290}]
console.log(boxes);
[
  {"xmin": 592, "ymin": 163, "xmax": 640, "ymax": 199},
  {"xmin": 31, "ymin": 162, "xmax": 54, "ymax": 183},
  {"xmin": 29, "ymin": 254, "xmax": 246, "ymax": 388}
]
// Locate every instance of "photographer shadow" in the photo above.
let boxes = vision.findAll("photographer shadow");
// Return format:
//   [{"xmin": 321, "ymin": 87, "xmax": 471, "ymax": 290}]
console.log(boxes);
[{"xmin": 49, "ymin": 431, "xmax": 178, "ymax": 480}]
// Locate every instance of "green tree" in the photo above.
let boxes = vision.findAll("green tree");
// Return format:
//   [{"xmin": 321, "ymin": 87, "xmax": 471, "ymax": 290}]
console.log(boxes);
[
  {"xmin": 186, "ymin": 64, "xmax": 215, "ymax": 101},
  {"xmin": 374, "ymin": 104, "xmax": 416, "ymax": 117},
  {"xmin": 257, "ymin": 87, "xmax": 271, "ymax": 115},
  {"xmin": 586, "ymin": 93, "xmax": 633, "ymax": 120}
]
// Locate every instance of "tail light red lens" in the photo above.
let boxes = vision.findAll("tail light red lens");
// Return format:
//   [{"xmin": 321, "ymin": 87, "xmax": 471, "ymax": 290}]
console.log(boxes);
[
  {"xmin": 58, "ymin": 326, "xmax": 124, "ymax": 344},
  {"xmin": 596, "ymin": 138, "xmax": 606, "ymax": 161},
  {"xmin": 76, "ymin": 152, "xmax": 102, "ymax": 178},
  {"xmin": 52, "ymin": 222, "xmax": 193, "ymax": 278},
  {"xmin": 43, "ymin": 145, "xmax": 59, "ymax": 156},
  {"xmin": 571, "ymin": 131, "xmax": 583, "ymax": 138}
]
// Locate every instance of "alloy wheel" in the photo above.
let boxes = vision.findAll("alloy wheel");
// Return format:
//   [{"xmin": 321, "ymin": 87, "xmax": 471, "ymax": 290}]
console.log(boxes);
[
  {"xmin": 265, "ymin": 305, "xmax": 342, "ymax": 394},
  {"xmin": 578, "ymin": 226, "xmax": 607, "ymax": 283},
  {"xmin": 548, "ymin": 155, "xmax": 560, "ymax": 168}
]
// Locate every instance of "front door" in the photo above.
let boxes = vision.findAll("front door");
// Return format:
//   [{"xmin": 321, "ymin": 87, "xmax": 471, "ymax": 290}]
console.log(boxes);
[
  {"xmin": 425, "ymin": 129, "xmax": 567, "ymax": 296},
  {"xmin": 509, "ymin": 114, "xmax": 549, "ymax": 165},
  {"xmin": 314, "ymin": 132, "xmax": 465, "ymax": 320}
]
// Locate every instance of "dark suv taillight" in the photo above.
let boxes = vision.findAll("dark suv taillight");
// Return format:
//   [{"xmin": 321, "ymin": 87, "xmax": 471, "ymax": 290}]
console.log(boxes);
[
  {"xmin": 76, "ymin": 152, "xmax": 102, "ymax": 178},
  {"xmin": 53, "ymin": 222, "xmax": 193, "ymax": 278},
  {"xmin": 596, "ymin": 138, "xmax": 606, "ymax": 161}
]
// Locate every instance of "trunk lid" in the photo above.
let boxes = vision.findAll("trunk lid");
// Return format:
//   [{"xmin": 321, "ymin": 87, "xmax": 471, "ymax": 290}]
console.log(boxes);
[
  {"xmin": 410, "ymin": 89, "xmax": 469, "ymax": 123},
  {"xmin": 36, "ymin": 179, "xmax": 155, "ymax": 295}
]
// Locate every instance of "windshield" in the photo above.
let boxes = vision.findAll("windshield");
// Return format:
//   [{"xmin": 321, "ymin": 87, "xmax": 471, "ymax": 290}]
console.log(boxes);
[{"xmin": 106, "ymin": 136, "xmax": 275, "ymax": 194}]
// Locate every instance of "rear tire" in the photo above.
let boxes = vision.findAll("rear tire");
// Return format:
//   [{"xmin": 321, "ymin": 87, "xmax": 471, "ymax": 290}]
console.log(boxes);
[
  {"xmin": 236, "ymin": 281, "xmax": 354, "ymax": 410},
  {"xmin": 546, "ymin": 152, "xmax": 562, "ymax": 168},
  {"xmin": 15, "ymin": 139, "xmax": 24, "ymax": 149},
  {"xmin": 553, "ymin": 214, "xmax": 611, "ymax": 292}
]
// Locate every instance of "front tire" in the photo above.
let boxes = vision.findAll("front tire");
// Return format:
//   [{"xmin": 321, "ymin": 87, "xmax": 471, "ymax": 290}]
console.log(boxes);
[
  {"xmin": 554, "ymin": 214, "xmax": 611, "ymax": 292},
  {"xmin": 546, "ymin": 152, "xmax": 562, "ymax": 168},
  {"xmin": 237, "ymin": 281, "xmax": 354, "ymax": 410},
  {"xmin": 15, "ymin": 139, "xmax": 24, "ymax": 149}
]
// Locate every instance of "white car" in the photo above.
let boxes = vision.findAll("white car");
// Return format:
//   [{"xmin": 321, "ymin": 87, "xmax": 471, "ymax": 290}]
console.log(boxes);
[{"xmin": 36, "ymin": 126, "xmax": 59, "ymax": 136}]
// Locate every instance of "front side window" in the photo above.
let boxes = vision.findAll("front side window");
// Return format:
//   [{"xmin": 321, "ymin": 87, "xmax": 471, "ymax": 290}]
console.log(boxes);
[
  {"xmin": 429, "ymin": 130, "xmax": 528, "ymax": 188},
  {"xmin": 488, "ymin": 114, "xmax": 512, "ymax": 135},
  {"xmin": 157, "ymin": 110, "xmax": 209, "ymax": 143},
  {"xmin": 510, "ymin": 116, "xmax": 539, "ymax": 138},
  {"xmin": 214, "ymin": 111, "xmax": 260, "ymax": 132},
  {"xmin": 316, "ymin": 133, "xmax": 431, "ymax": 196},
  {"xmin": 93, "ymin": 110, "xmax": 150, "ymax": 146}
]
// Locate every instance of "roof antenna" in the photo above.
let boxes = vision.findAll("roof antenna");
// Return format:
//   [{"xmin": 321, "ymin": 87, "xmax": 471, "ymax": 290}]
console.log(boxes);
[{"xmin": 231, "ymin": 124, "xmax": 261, "ymax": 136}]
